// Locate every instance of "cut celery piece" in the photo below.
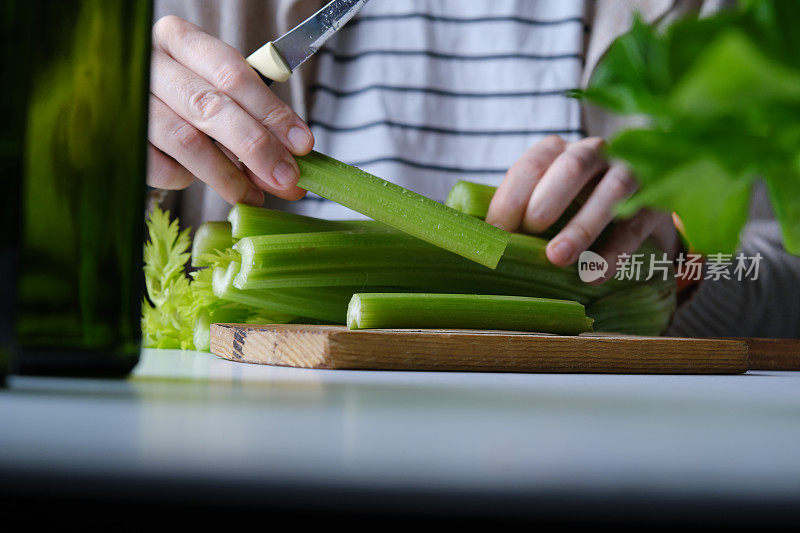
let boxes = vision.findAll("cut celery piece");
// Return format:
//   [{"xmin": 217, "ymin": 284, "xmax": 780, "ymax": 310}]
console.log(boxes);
[
  {"xmin": 347, "ymin": 293, "xmax": 593, "ymax": 334},
  {"xmin": 295, "ymin": 151, "xmax": 510, "ymax": 268}
]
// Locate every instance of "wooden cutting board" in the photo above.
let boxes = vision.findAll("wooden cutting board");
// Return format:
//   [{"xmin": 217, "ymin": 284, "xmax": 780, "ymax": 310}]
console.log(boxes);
[
  {"xmin": 742, "ymin": 337, "xmax": 800, "ymax": 370},
  {"xmin": 210, "ymin": 324, "xmax": 749, "ymax": 374}
]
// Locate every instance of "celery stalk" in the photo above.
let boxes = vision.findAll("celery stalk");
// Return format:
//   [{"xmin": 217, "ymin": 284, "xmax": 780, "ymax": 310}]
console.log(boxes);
[
  {"xmin": 445, "ymin": 180, "xmax": 498, "ymax": 219},
  {"xmin": 228, "ymin": 203, "xmax": 383, "ymax": 239},
  {"xmin": 193, "ymin": 302, "xmax": 296, "ymax": 351},
  {"xmin": 193, "ymin": 311, "xmax": 213, "ymax": 351},
  {"xmin": 191, "ymin": 221, "xmax": 233, "ymax": 267},
  {"xmin": 587, "ymin": 283, "xmax": 676, "ymax": 336},
  {"xmin": 233, "ymin": 230, "xmax": 614, "ymax": 303},
  {"xmin": 347, "ymin": 293, "xmax": 593, "ymax": 334},
  {"xmin": 295, "ymin": 151, "xmax": 510, "ymax": 268},
  {"xmin": 235, "ymin": 231, "xmax": 455, "ymax": 274},
  {"xmin": 444, "ymin": 179, "xmax": 603, "ymax": 240},
  {"xmin": 213, "ymin": 262, "xmax": 353, "ymax": 323},
  {"xmin": 234, "ymin": 266, "xmax": 592, "ymax": 302}
]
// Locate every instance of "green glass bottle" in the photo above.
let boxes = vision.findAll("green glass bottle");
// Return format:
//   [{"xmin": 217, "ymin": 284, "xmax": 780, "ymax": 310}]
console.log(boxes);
[
  {"xmin": 8, "ymin": 0, "xmax": 153, "ymax": 376},
  {"xmin": 0, "ymin": 1, "xmax": 33, "ymax": 382}
]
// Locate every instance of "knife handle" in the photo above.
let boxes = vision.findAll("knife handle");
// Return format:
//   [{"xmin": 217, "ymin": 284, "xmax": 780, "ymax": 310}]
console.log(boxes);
[{"xmin": 246, "ymin": 41, "xmax": 291, "ymax": 86}]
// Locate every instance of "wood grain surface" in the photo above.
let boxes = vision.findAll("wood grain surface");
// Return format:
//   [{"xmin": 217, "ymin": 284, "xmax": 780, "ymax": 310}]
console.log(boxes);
[
  {"xmin": 210, "ymin": 324, "xmax": 748, "ymax": 374},
  {"xmin": 742, "ymin": 337, "xmax": 800, "ymax": 370}
]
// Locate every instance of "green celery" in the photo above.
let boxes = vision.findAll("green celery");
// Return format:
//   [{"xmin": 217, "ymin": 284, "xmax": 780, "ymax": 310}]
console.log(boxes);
[
  {"xmin": 347, "ymin": 293, "xmax": 594, "ymax": 335},
  {"xmin": 295, "ymin": 151, "xmax": 510, "ymax": 268},
  {"xmin": 444, "ymin": 180, "xmax": 498, "ymax": 219},
  {"xmin": 233, "ymin": 230, "xmax": 615, "ymax": 303},
  {"xmin": 193, "ymin": 304, "xmax": 297, "ymax": 351},
  {"xmin": 228, "ymin": 203, "xmax": 383, "ymax": 239},
  {"xmin": 193, "ymin": 311, "xmax": 213, "ymax": 352},
  {"xmin": 213, "ymin": 262, "xmax": 353, "ymax": 323},
  {"xmin": 191, "ymin": 221, "xmax": 234, "ymax": 267},
  {"xmin": 235, "ymin": 266, "xmax": 591, "ymax": 302},
  {"xmin": 587, "ymin": 283, "xmax": 676, "ymax": 336},
  {"xmin": 444, "ymin": 180, "xmax": 591, "ymax": 240}
]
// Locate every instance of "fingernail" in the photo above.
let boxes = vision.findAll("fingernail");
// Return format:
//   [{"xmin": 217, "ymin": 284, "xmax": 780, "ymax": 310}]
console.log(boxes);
[
  {"xmin": 551, "ymin": 240, "xmax": 575, "ymax": 263},
  {"xmin": 273, "ymin": 160, "xmax": 298, "ymax": 188},
  {"xmin": 287, "ymin": 126, "xmax": 312, "ymax": 153},
  {"xmin": 244, "ymin": 188, "xmax": 264, "ymax": 206},
  {"xmin": 492, "ymin": 222, "xmax": 506, "ymax": 231}
]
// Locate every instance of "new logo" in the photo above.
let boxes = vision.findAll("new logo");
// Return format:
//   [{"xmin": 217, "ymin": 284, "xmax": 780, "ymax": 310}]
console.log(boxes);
[{"xmin": 578, "ymin": 251, "xmax": 608, "ymax": 283}]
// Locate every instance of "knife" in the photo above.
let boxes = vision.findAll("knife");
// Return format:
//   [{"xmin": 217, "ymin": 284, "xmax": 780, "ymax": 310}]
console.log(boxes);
[{"xmin": 247, "ymin": 0, "xmax": 370, "ymax": 86}]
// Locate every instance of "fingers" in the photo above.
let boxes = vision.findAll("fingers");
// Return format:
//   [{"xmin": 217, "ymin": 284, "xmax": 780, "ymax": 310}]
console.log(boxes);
[
  {"xmin": 150, "ymin": 46, "xmax": 304, "ymax": 198},
  {"xmin": 593, "ymin": 209, "xmax": 667, "ymax": 283},
  {"xmin": 153, "ymin": 15, "xmax": 314, "ymax": 156},
  {"xmin": 147, "ymin": 143, "xmax": 195, "ymax": 190},
  {"xmin": 520, "ymin": 137, "xmax": 608, "ymax": 234},
  {"xmin": 216, "ymin": 141, "xmax": 308, "ymax": 202},
  {"xmin": 489, "ymin": 133, "xmax": 676, "ymax": 284},
  {"xmin": 486, "ymin": 135, "xmax": 566, "ymax": 231},
  {"xmin": 546, "ymin": 163, "xmax": 638, "ymax": 266},
  {"xmin": 149, "ymin": 95, "xmax": 264, "ymax": 205}
]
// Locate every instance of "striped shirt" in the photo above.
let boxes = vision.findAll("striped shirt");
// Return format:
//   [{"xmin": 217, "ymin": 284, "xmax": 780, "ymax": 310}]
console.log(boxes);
[{"xmin": 290, "ymin": 0, "xmax": 587, "ymax": 219}]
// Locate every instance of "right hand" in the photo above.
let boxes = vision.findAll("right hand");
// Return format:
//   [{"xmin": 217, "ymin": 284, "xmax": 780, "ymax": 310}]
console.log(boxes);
[{"xmin": 147, "ymin": 16, "xmax": 314, "ymax": 205}]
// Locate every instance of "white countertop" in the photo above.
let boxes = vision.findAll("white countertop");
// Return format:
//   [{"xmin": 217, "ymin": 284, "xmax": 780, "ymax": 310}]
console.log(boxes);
[{"xmin": 2, "ymin": 348, "xmax": 800, "ymax": 520}]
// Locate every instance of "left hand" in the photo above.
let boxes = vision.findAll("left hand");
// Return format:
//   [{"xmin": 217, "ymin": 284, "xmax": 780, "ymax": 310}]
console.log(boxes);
[{"xmin": 485, "ymin": 136, "xmax": 679, "ymax": 282}]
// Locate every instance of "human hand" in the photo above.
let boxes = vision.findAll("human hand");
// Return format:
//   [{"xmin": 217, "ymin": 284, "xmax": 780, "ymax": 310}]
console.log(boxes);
[
  {"xmin": 485, "ymin": 136, "xmax": 679, "ymax": 282},
  {"xmin": 146, "ymin": 16, "xmax": 313, "ymax": 205}
]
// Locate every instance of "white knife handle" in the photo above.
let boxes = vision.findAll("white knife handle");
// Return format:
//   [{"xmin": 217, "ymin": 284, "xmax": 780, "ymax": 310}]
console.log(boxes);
[{"xmin": 246, "ymin": 42, "xmax": 292, "ymax": 83}]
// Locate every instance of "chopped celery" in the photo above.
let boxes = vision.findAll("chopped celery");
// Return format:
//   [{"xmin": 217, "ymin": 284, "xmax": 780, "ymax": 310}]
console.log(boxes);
[
  {"xmin": 347, "ymin": 293, "xmax": 594, "ymax": 335},
  {"xmin": 295, "ymin": 151, "xmax": 510, "ymax": 268}
]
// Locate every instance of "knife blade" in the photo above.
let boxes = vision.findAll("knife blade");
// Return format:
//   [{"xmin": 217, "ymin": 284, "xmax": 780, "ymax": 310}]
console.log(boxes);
[{"xmin": 247, "ymin": 0, "xmax": 369, "ymax": 85}]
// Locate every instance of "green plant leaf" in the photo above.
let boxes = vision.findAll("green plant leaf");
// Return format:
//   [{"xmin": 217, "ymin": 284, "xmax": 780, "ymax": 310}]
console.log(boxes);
[
  {"xmin": 670, "ymin": 29, "xmax": 800, "ymax": 119},
  {"xmin": 617, "ymin": 157, "xmax": 753, "ymax": 255},
  {"xmin": 744, "ymin": 0, "xmax": 800, "ymax": 69},
  {"xmin": 664, "ymin": 9, "xmax": 746, "ymax": 82},
  {"xmin": 578, "ymin": 14, "xmax": 668, "ymax": 115}
]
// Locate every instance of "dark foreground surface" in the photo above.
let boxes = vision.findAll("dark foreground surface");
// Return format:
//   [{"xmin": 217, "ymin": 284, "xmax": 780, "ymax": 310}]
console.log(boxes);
[{"xmin": 2, "ymin": 349, "xmax": 799, "ymax": 526}]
